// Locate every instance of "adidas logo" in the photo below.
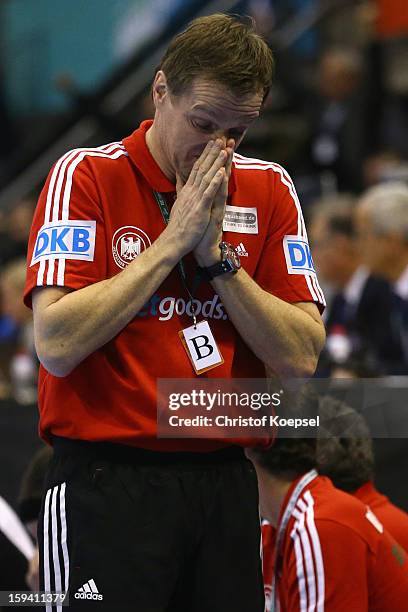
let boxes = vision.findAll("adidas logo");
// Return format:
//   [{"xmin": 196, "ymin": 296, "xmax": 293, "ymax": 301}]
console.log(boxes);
[
  {"xmin": 236, "ymin": 242, "xmax": 249, "ymax": 257},
  {"xmin": 75, "ymin": 579, "xmax": 103, "ymax": 601}
]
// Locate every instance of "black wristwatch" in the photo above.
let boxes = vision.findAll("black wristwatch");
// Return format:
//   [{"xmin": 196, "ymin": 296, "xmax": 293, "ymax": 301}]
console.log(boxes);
[{"xmin": 198, "ymin": 242, "xmax": 241, "ymax": 281}]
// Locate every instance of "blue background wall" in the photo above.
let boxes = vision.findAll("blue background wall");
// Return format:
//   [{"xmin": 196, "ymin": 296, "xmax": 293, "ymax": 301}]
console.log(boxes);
[{"xmin": 2, "ymin": 0, "xmax": 142, "ymax": 114}]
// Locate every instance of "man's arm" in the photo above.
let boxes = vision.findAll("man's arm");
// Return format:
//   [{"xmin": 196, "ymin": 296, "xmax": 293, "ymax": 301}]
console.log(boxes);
[
  {"xmin": 209, "ymin": 271, "xmax": 325, "ymax": 378},
  {"xmin": 33, "ymin": 228, "xmax": 180, "ymax": 377},
  {"xmin": 194, "ymin": 144, "xmax": 325, "ymax": 378},
  {"xmin": 32, "ymin": 140, "xmax": 227, "ymax": 377}
]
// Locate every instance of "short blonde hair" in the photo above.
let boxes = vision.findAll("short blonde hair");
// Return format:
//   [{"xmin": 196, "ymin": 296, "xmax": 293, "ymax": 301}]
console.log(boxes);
[{"xmin": 159, "ymin": 13, "xmax": 274, "ymax": 98}]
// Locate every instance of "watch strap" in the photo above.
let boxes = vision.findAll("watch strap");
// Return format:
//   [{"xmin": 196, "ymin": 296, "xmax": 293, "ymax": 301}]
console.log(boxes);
[{"xmin": 198, "ymin": 259, "xmax": 235, "ymax": 281}]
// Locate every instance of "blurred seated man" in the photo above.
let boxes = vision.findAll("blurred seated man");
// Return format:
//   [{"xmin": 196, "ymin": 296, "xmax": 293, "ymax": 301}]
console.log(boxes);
[
  {"xmin": 316, "ymin": 395, "xmax": 408, "ymax": 551},
  {"xmin": 356, "ymin": 181, "xmax": 408, "ymax": 372},
  {"xmin": 18, "ymin": 445, "xmax": 54, "ymax": 592},
  {"xmin": 247, "ymin": 391, "xmax": 408, "ymax": 612},
  {"xmin": 309, "ymin": 197, "xmax": 398, "ymax": 374},
  {"xmin": 0, "ymin": 259, "xmax": 37, "ymax": 404},
  {"xmin": 0, "ymin": 494, "xmax": 35, "ymax": 607},
  {"xmin": 0, "ymin": 200, "xmax": 34, "ymax": 267}
]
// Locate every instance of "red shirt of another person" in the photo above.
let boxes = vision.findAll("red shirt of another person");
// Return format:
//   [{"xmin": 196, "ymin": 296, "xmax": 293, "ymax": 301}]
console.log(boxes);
[
  {"xmin": 354, "ymin": 481, "xmax": 408, "ymax": 552},
  {"xmin": 264, "ymin": 472, "xmax": 408, "ymax": 611},
  {"xmin": 24, "ymin": 121, "xmax": 324, "ymax": 451}
]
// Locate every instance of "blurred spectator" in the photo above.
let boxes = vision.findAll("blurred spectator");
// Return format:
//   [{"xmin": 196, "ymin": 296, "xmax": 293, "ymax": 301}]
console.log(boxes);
[
  {"xmin": 309, "ymin": 196, "xmax": 398, "ymax": 375},
  {"xmin": 303, "ymin": 47, "xmax": 366, "ymax": 194},
  {"xmin": 356, "ymin": 182, "xmax": 408, "ymax": 372},
  {"xmin": 0, "ymin": 494, "xmax": 35, "ymax": 605},
  {"xmin": 19, "ymin": 446, "xmax": 53, "ymax": 539},
  {"xmin": 363, "ymin": 150, "xmax": 408, "ymax": 187},
  {"xmin": 317, "ymin": 395, "xmax": 408, "ymax": 551},
  {"xmin": 0, "ymin": 200, "xmax": 34, "ymax": 267},
  {"xmin": 0, "ymin": 259, "xmax": 37, "ymax": 404},
  {"xmin": 18, "ymin": 446, "xmax": 53, "ymax": 592},
  {"xmin": 363, "ymin": 0, "xmax": 408, "ymax": 156},
  {"xmin": 0, "ymin": 66, "xmax": 16, "ymax": 182}
]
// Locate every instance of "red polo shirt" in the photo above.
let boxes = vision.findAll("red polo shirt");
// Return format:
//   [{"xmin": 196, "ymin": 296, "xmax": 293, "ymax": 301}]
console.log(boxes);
[
  {"xmin": 24, "ymin": 121, "xmax": 325, "ymax": 451},
  {"xmin": 354, "ymin": 481, "xmax": 408, "ymax": 552},
  {"xmin": 263, "ymin": 473, "xmax": 408, "ymax": 611}
]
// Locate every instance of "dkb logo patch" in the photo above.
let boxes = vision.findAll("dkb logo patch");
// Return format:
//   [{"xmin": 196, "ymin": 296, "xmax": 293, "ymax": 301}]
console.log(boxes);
[
  {"xmin": 31, "ymin": 220, "xmax": 96, "ymax": 265},
  {"xmin": 283, "ymin": 235, "xmax": 315, "ymax": 275}
]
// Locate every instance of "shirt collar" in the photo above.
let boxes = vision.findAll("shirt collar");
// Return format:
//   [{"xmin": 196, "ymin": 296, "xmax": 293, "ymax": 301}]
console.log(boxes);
[
  {"xmin": 353, "ymin": 481, "xmax": 383, "ymax": 505},
  {"xmin": 394, "ymin": 264, "xmax": 408, "ymax": 300},
  {"xmin": 122, "ymin": 119, "xmax": 236, "ymax": 195},
  {"xmin": 343, "ymin": 265, "xmax": 370, "ymax": 305},
  {"xmin": 277, "ymin": 469, "xmax": 319, "ymax": 526}
]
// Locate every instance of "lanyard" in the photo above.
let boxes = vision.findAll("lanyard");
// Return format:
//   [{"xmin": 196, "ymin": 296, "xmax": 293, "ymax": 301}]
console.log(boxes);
[
  {"xmin": 269, "ymin": 469, "xmax": 318, "ymax": 612},
  {"xmin": 152, "ymin": 190, "xmax": 201, "ymax": 327}
]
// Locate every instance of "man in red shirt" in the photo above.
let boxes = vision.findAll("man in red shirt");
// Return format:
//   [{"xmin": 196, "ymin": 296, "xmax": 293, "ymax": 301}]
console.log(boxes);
[
  {"xmin": 316, "ymin": 395, "xmax": 408, "ymax": 551},
  {"xmin": 250, "ymin": 393, "xmax": 408, "ymax": 611},
  {"xmin": 25, "ymin": 14, "xmax": 325, "ymax": 611}
]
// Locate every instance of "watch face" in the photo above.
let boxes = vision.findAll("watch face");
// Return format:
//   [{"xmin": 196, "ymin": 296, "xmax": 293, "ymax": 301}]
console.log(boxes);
[{"xmin": 220, "ymin": 242, "xmax": 241, "ymax": 270}]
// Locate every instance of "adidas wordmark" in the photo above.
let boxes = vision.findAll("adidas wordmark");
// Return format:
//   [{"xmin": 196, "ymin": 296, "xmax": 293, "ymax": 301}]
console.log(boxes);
[{"xmin": 75, "ymin": 578, "xmax": 103, "ymax": 601}]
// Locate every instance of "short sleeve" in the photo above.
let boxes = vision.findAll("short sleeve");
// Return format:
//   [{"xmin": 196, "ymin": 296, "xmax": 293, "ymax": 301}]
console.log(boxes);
[
  {"xmin": 24, "ymin": 152, "xmax": 107, "ymax": 308},
  {"xmin": 254, "ymin": 165, "xmax": 325, "ymax": 312}
]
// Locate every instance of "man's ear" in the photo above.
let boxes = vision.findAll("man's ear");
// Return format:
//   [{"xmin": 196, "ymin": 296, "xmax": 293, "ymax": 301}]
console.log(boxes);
[{"xmin": 152, "ymin": 70, "xmax": 169, "ymax": 108}]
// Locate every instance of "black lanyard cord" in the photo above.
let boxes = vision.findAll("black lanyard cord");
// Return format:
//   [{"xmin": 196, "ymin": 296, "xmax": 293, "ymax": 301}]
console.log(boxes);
[{"xmin": 152, "ymin": 191, "xmax": 201, "ymax": 326}]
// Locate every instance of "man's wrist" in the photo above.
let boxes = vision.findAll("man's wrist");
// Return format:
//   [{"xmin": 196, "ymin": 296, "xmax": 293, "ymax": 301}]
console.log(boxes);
[
  {"xmin": 195, "ymin": 248, "xmax": 220, "ymax": 268},
  {"xmin": 156, "ymin": 227, "xmax": 187, "ymax": 265}
]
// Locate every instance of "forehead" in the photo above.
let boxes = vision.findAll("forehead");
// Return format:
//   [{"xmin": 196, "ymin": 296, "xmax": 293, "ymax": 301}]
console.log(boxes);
[{"xmin": 179, "ymin": 77, "xmax": 263, "ymax": 121}]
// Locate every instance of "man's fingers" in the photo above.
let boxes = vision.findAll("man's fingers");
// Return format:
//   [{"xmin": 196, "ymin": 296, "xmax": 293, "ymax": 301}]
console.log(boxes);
[
  {"xmin": 193, "ymin": 141, "xmax": 226, "ymax": 189},
  {"xmin": 225, "ymin": 139, "xmax": 235, "ymax": 178},
  {"xmin": 201, "ymin": 168, "xmax": 225, "ymax": 205},
  {"xmin": 176, "ymin": 173, "xmax": 185, "ymax": 193},
  {"xmin": 187, "ymin": 140, "xmax": 215, "ymax": 185},
  {"xmin": 213, "ymin": 171, "xmax": 229, "ymax": 208},
  {"xmin": 197, "ymin": 149, "xmax": 228, "ymax": 197}
]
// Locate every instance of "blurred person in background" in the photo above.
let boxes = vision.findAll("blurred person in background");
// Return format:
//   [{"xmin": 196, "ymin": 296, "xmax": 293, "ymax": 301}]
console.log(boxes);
[
  {"xmin": 0, "ymin": 201, "xmax": 34, "ymax": 376},
  {"xmin": 0, "ymin": 200, "xmax": 34, "ymax": 267},
  {"xmin": 362, "ymin": 150, "xmax": 408, "ymax": 187},
  {"xmin": 0, "ymin": 259, "xmax": 37, "ymax": 404},
  {"xmin": 0, "ymin": 447, "xmax": 51, "ymax": 610},
  {"xmin": 317, "ymin": 395, "xmax": 408, "ymax": 551},
  {"xmin": 369, "ymin": 0, "xmax": 408, "ymax": 156},
  {"xmin": 18, "ymin": 446, "xmax": 54, "ymax": 592},
  {"xmin": 0, "ymin": 494, "xmax": 36, "ymax": 609},
  {"xmin": 0, "ymin": 67, "xmax": 16, "ymax": 184},
  {"xmin": 309, "ymin": 196, "xmax": 397, "ymax": 375},
  {"xmin": 304, "ymin": 47, "xmax": 366, "ymax": 194},
  {"xmin": 248, "ymin": 390, "xmax": 408, "ymax": 612},
  {"xmin": 356, "ymin": 181, "xmax": 408, "ymax": 373}
]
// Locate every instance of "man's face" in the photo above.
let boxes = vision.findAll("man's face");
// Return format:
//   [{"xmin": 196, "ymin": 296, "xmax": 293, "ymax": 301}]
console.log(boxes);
[
  {"xmin": 154, "ymin": 74, "xmax": 264, "ymax": 182},
  {"xmin": 354, "ymin": 205, "xmax": 394, "ymax": 277},
  {"xmin": 309, "ymin": 216, "xmax": 354, "ymax": 287}
]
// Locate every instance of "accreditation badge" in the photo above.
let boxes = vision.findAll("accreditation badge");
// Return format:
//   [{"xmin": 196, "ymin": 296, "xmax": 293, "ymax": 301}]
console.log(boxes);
[{"xmin": 179, "ymin": 320, "xmax": 224, "ymax": 375}]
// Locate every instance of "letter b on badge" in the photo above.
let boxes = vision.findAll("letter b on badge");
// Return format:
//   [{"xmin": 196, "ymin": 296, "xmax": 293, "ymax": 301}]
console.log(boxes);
[
  {"xmin": 180, "ymin": 320, "xmax": 224, "ymax": 374},
  {"xmin": 189, "ymin": 335, "xmax": 214, "ymax": 361}
]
